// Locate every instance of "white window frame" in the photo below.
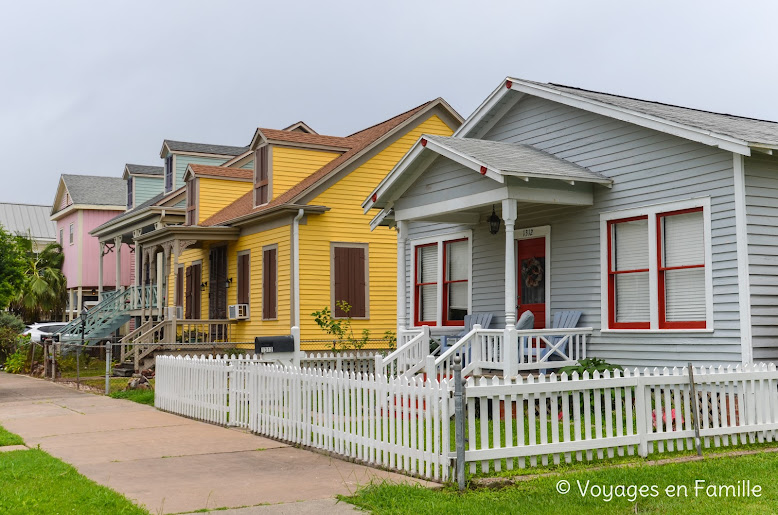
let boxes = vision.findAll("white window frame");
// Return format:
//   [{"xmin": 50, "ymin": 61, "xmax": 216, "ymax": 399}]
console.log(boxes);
[
  {"xmin": 410, "ymin": 230, "xmax": 472, "ymax": 328},
  {"xmin": 515, "ymin": 225, "xmax": 552, "ymax": 328},
  {"xmin": 69, "ymin": 223, "xmax": 74, "ymax": 246},
  {"xmin": 600, "ymin": 197, "xmax": 714, "ymax": 333}
]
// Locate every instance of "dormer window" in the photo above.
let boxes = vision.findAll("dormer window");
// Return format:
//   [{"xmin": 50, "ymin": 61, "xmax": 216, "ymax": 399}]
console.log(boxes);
[
  {"xmin": 254, "ymin": 146, "xmax": 270, "ymax": 206},
  {"xmin": 164, "ymin": 156, "xmax": 174, "ymax": 192},
  {"xmin": 126, "ymin": 177, "xmax": 134, "ymax": 209}
]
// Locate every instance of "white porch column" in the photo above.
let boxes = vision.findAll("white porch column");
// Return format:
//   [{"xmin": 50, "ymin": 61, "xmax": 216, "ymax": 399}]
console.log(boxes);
[
  {"xmin": 98, "ymin": 242, "xmax": 104, "ymax": 302},
  {"xmin": 114, "ymin": 236, "xmax": 122, "ymax": 291},
  {"xmin": 396, "ymin": 220, "xmax": 408, "ymax": 333},
  {"xmin": 502, "ymin": 199, "xmax": 518, "ymax": 326},
  {"xmin": 171, "ymin": 240, "xmax": 180, "ymax": 327},
  {"xmin": 156, "ymin": 252, "xmax": 164, "ymax": 319},
  {"xmin": 502, "ymin": 199, "xmax": 519, "ymax": 378},
  {"xmin": 140, "ymin": 248, "xmax": 147, "ymax": 320}
]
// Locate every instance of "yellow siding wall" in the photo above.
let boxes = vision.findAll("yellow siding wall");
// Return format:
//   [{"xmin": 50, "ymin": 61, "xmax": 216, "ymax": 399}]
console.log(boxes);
[
  {"xmin": 228, "ymin": 225, "xmax": 292, "ymax": 347},
  {"xmin": 298, "ymin": 115, "xmax": 454, "ymax": 340},
  {"xmin": 197, "ymin": 178, "xmax": 252, "ymax": 224},
  {"xmin": 271, "ymin": 147, "xmax": 340, "ymax": 200}
]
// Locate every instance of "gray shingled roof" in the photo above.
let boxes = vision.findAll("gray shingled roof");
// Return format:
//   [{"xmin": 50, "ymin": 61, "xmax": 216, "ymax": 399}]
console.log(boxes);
[
  {"xmin": 424, "ymin": 135, "xmax": 611, "ymax": 184},
  {"xmin": 0, "ymin": 203, "xmax": 56, "ymax": 240},
  {"xmin": 61, "ymin": 174, "xmax": 126, "ymax": 207},
  {"xmin": 126, "ymin": 164, "xmax": 163, "ymax": 176},
  {"xmin": 521, "ymin": 80, "xmax": 778, "ymax": 147},
  {"xmin": 164, "ymin": 140, "xmax": 249, "ymax": 156}
]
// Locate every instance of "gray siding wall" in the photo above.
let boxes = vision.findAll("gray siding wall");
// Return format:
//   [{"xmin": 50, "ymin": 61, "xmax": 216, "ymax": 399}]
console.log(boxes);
[
  {"xmin": 402, "ymin": 95, "xmax": 742, "ymax": 368},
  {"xmin": 134, "ymin": 176, "xmax": 164, "ymax": 206},
  {"xmin": 175, "ymin": 155, "xmax": 229, "ymax": 190},
  {"xmin": 745, "ymin": 154, "xmax": 778, "ymax": 361}
]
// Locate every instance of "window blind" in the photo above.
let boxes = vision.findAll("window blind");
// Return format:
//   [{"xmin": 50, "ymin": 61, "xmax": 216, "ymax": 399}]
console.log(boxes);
[
  {"xmin": 662, "ymin": 210, "xmax": 705, "ymax": 322},
  {"xmin": 446, "ymin": 240, "xmax": 468, "ymax": 311},
  {"xmin": 612, "ymin": 218, "xmax": 649, "ymax": 323},
  {"xmin": 417, "ymin": 245, "xmax": 437, "ymax": 322}
]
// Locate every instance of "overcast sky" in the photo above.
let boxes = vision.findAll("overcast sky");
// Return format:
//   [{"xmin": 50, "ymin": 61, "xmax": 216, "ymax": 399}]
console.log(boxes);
[{"xmin": 2, "ymin": 1, "xmax": 777, "ymax": 206}]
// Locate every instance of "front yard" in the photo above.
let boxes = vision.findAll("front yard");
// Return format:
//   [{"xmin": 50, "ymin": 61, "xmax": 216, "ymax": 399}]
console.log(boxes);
[{"xmin": 344, "ymin": 451, "xmax": 778, "ymax": 514}]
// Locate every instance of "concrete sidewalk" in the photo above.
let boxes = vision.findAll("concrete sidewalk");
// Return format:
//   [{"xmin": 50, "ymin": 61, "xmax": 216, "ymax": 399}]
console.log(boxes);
[{"xmin": 0, "ymin": 373, "xmax": 429, "ymax": 514}]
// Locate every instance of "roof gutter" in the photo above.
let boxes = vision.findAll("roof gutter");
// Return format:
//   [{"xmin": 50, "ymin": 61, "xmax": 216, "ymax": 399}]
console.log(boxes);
[{"xmin": 291, "ymin": 208, "xmax": 305, "ymax": 328}]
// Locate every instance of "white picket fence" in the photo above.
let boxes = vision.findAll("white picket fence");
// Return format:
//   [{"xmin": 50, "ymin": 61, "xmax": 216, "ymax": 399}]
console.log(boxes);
[
  {"xmin": 155, "ymin": 354, "xmax": 452, "ymax": 480},
  {"xmin": 300, "ymin": 350, "xmax": 380, "ymax": 375},
  {"xmin": 463, "ymin": 363, "xmax": 778, "ymax": 473},
  {"xmin": 155, "ymin": 355, "xmax": 778, "ymax": 482}
]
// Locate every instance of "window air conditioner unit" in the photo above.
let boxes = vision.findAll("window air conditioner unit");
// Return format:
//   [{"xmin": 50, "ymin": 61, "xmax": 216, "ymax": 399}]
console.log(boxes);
[
  {"xmin": 165, "ymin": 306, "xmax": 183, "ymax": 319},
  {"xmin": 228, "ymin": 304, "xmax": 249, "ymax": 320}
]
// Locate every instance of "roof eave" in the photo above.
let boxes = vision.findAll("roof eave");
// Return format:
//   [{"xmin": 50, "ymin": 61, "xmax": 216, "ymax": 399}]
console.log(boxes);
[{"xmin": 220, "ymin": 204, "xmax": 330, "ymax": 228}]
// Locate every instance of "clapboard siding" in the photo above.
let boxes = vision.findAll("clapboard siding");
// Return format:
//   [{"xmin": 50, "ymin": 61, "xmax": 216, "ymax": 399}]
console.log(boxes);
[
  {"xmin": 745, "ymin": 154, "xmax": 778, "ymax": 361},
  {"xmin": 175, "ymin": 155, "xmax": 229, "ymax": 191},
  {"xmin": 402, "ymin": 94, "xmax": 741, "ymax": 368},
  {"xmin": 133, "ymin": 176, "xmax": 163, "ymax": 207}
]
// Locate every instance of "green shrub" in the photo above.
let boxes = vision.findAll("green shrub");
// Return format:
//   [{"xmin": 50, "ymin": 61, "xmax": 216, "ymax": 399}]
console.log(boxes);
[
  {"xmin": 2, "ymin": 334, "xmax": 40, "ymax": 373},
  {"xmin": 559, "ymin": 357, "xmax": 623, "ymax": 377},
  {"xmin": 0, "ymin": 311, "xmax": 25, "ymax": 332}
]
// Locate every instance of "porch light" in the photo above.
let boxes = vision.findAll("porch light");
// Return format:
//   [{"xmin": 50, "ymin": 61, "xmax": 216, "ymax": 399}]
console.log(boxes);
[
  {"xmin": 488, "ymin": 205, "xmax": 501, "ymax": 235},
  {"xmin": 200, "ymin": 281, "xmax": 208, "ymax": 291},
  {"xmin": 225, "ymin": 277, "xmax": 233, "ymax": 288}
]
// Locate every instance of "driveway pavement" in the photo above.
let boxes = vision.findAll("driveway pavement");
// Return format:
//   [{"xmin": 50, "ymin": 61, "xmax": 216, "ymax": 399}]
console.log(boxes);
[{"xmin": 0, "ymin": 373, "xmax": 429, "ymax": 514}]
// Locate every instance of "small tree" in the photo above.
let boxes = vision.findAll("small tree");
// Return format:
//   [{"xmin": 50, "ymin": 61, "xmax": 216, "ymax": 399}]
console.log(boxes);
[
  {"xmin": 10, "ymin": 239, "xmax": 67, "ymax": 322},
  {"xmin": 311, "ymin": 301, "xmax": 396, "ymax": 352},
  {"xmin": 0, "ymin": 225, "xmax": 25, "ymax": 309}
]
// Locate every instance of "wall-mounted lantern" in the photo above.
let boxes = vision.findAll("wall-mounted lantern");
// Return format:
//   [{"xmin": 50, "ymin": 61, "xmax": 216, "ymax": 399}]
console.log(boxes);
[{"xmin": 488, "ymin": 205, "xmax": 501, "ymax": 235}]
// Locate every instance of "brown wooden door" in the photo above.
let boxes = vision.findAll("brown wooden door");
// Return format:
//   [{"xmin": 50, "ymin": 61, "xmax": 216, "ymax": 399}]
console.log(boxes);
[
  {"xmin": 517, "ymin": 237, "xmax": 546, "ymax": 328},
  {"xmin": 209, "ymin": 247, "xmax": 227, "ymax": 319},
  {"xmin": 185, "ymin": 266, "xmax": 193, "ymax": 319}
]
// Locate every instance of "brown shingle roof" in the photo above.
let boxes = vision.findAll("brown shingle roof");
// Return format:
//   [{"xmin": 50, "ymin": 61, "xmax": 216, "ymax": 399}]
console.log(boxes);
[
  {"xmin": 255, "ymin": 129, "xmax": 352, "ymax": 149},
  {"xmin": 188, "ymin": 164, "xmax": 253, "ymax": 180},
  {"xmin": 202, "ymin": 100, "xmax": 438, "ymax": 226}
]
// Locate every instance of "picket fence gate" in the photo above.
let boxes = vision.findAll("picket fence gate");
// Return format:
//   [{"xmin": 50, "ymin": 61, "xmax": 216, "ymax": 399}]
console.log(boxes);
[{"xmin": 155, "ymin": 355, "xmax": 778, "ymax": 482}]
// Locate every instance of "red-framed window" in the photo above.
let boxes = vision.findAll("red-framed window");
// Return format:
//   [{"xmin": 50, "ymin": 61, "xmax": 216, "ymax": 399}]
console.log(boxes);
[
  {"xmin": 607, "ymin": 216, "xmax": 650, "ymax": 329},
  {"xmin": 443, "ymin": 238, "xmax": 468, "ymax": 326},
  {"xmin": 657, "ymin": 207, "xmax": 706, "ymax": 329},
  {"xmin": 414, "ymin": 243, "xmax": 438, "ymax": 326}
]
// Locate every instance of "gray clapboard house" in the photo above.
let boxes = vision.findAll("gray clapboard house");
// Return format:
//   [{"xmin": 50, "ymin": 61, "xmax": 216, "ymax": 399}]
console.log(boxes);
[{"xmin": 365, "ymin": 77, "xmax": 778, "ymax": 369}]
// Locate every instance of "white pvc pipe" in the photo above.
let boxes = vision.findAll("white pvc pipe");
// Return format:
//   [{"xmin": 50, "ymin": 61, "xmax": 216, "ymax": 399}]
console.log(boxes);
[{"xmin": 292, "ymin": 209, "xmax": 304, "ymax": 328}]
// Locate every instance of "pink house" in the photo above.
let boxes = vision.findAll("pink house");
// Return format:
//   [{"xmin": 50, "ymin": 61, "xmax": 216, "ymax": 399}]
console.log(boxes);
[{"xmin": 50, "ymin": 175, "xmax": 130, "ymax": 320}]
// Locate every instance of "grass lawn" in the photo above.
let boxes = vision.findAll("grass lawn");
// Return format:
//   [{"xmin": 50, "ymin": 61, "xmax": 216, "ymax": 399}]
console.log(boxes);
[
  {"xmin": 344, "ymin": 452, "xmax": 778, "ymax": 514},
  {"xmin": 109, "ymin": 389, "xmax": 154, "ymax": 406},
  {"xmin": 0, "ymin": 425, "xmax": 147, "ymax": 514},
  {"xmin": 0, "ymin": 426, "xmax": 24, "ymax": 447},
  {"xmin": 0, "ymin": 449, "xmax": 149, "ymax": 514}
]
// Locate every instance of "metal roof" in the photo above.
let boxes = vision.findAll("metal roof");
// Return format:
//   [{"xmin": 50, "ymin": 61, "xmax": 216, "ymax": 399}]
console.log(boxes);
[
  {"xmin": 423, "ymin": 135, "xmax": 611, "ymax": 184},
  {"xmin": 0, "ymin": 203, "xmax": 57, "ymax": 240}
]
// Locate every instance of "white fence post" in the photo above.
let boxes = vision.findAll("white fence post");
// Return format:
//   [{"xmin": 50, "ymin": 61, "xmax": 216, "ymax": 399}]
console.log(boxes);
[{"xmin": 291, "ymin": 326, "xmax": 301, "ymax": 368}]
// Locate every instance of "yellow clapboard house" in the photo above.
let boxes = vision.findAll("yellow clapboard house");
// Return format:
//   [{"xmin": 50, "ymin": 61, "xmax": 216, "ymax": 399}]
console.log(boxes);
[{"xmin": 135, "ymin": 100, "xmax": 462, "ymax": 350}]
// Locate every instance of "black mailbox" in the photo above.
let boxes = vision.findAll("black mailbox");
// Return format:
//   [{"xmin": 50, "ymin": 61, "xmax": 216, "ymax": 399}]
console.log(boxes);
[{"xmin": 255, "ymin": 335, "xmax": 295, "ymax": 354}]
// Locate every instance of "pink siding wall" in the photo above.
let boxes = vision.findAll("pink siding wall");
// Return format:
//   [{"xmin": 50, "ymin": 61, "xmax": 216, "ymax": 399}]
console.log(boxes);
[{"xmin": 57, "ymin": 209, "xmax": 131, "ymax": 289}]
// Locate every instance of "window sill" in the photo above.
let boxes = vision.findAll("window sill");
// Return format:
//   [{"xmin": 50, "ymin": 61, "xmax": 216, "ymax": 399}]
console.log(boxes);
[{"xmin": 600, "ymin": 328, "xmax": 714, "ymax": 334}]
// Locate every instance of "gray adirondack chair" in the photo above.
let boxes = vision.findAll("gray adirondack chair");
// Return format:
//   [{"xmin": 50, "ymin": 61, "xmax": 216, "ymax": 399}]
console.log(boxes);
[
  {"xmin": 440, "ymin": 313, "xmax": 494, "ymax": 350},
  {"xmin": 540, "ymin": 310, "xmax": 583, "ymax": 371}
]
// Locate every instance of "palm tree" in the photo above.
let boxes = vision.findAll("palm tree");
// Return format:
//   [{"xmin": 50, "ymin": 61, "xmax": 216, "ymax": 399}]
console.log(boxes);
[{"xmin": 11, "ymin": 239, "xmax": 67, "ymax": 322}]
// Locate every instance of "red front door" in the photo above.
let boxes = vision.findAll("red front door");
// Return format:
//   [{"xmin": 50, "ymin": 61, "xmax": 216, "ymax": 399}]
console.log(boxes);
[{"xmin": 517, "ymin": 237, "xmax": 546, "ymax": 329}]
